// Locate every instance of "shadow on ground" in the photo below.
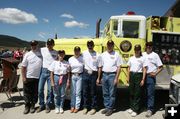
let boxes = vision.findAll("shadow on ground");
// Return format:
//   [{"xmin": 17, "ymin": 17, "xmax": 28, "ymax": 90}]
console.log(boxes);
[{"xmin": 64, "ymin": 87, "xmax": 169, "ymax": 114}]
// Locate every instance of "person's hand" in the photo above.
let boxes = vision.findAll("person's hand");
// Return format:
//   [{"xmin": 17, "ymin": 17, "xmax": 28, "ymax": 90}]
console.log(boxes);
[
  {"xmin": 126, "ymin": 77, "xmax": 129, "ymax": 84},
  {"xmin": 114, "ymin": 78, "xmax": 118, "ymax": 86},
  {"xmin": 149, "ymin": 72, "xmax": 156, "ymax": 77},
  {"xmin": 66, "ymin": 82, "xmax": 70, "ymax": 89},
  {"xmin": 51, "ymin": 83, "xmax": 55, "ymax": 87},
  {"xmin": 140, "ymin": 80, "xmax": 145, "ymax": 87},
  {"xmin": 96, "ymin": 78, "xmax": 101, "ymax": 85},
  {"xmin": 23, "ymin": 77, "xmax": 27, "ymax": 84}
]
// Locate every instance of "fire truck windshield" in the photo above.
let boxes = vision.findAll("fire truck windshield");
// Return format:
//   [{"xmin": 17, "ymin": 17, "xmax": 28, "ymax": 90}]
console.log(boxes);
[
  {"xmin": 112, "ymin": 20, "xmax": 140, "ymax": 38},
  {"xmin": 122, "ymin": 21, "xmax": 139, "ymax": 38}
]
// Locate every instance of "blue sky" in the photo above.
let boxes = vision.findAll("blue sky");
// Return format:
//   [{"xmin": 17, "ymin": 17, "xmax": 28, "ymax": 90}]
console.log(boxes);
[{"xmin": 0, "ymin": 0, "xmax": 176, "ymax": 41}]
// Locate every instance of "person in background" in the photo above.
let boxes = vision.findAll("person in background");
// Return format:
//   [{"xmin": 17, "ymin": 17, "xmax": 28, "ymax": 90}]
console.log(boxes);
[
  {"xmin": 82, "ymin": 40, "xmax": 102, "ymax": 115},
  {"xmin": 49, "ymin": 50, "xmax": 70, "ymax": 114},
  {"xmin": 100, "ymin": 40, "xmax": 122, "ymax": 116},
  {"xmin": 68, "ymin": 46, "xmax": 83, "ymax": 113},
  {"xmin": 21, "ymin": 40, "xmax": 42, "ymax": 114},
  {"xmin": 37, "ymin": 39, "xmax": 58, "ymax": 113},
  {"xmin": 13, "ymin": 48, "xmax": 23, "ymax": 61},
  {"xmin": 127, "ymin": 44, "xmax": 147, "ymax": 117},
  {"xmin": 143, "ymin": 42, "xmax": 163, "ymax": 117}
]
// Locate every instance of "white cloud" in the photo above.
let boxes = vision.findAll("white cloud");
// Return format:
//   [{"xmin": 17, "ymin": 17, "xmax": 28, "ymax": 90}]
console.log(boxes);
[
  {"xmin": 64, "ymin": 20, "xmax": 89, "ymax": 28},
  {"xmin": 60, "ymin": 13, "xmax": 74, "ymax": 19},
  {"xmin": 38, "ymin": 32, "xmax": 46, "ymax": 39},
  {"xmin": 0, "ymin": 8, "xmax": 38, "ymax": 24},
  {"xmin": 43, "ymin": 18, "xmax": 49, "ymax": 23}
]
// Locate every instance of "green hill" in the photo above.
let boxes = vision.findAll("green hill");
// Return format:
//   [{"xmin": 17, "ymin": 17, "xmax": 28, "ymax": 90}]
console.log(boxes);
[{"xmin": 0, "ymin": 35, "xmax": 45, "ymax": 48}]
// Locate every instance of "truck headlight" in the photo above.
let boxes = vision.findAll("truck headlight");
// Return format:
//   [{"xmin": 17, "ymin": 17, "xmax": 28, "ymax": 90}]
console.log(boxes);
[{"xmin": 120, "ymin": 40, "xmax": 132, "ymax": 52}]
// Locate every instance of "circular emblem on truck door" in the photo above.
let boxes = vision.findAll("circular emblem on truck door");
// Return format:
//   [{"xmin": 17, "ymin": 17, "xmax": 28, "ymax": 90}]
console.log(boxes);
[{"xmin": 120, "ymin": 40, "xmax": 132, "ymax": 52}]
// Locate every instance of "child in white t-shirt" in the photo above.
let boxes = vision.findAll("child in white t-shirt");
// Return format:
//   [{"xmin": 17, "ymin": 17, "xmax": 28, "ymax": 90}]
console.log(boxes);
[{"xmin": 49, "ymin": 50, "xmax": 70, "ymax": 114}]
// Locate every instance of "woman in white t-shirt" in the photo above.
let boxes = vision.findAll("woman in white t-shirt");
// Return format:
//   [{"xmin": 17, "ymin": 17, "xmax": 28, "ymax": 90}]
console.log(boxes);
[
  {"xmin": 127, "ymin": 45, "xmax": 147, "ymax": 117},
  {"xmin": 49, "ymin": 50, "xmax": 70, "ymax": 114},
  {"xmin": 68, "ymin": 46, "xmax": 83, "ymax": 113}
]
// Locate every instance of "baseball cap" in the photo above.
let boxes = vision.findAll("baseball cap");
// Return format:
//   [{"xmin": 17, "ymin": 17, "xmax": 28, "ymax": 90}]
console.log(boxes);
[
  {"xmin": 30, "ymin": 40, "xmax": 38, "ymax": 46},
  {"xmin": 58, "ymin": 50, "xmax": 65, "ymax": 54},
  {"xmin": 134, "ymin": 44, "xmax": 141, "ymax": 51},
  {"xmin": 74, "ymin": 46, "xmax": 81, "ymax": 51},
  {"xmin": 146, "ymin": 42, "xmax": 153, "ymax": 47},
  {"xmin": 87, "ymin": 40, "xmax": 94, "ymax": 46},
  {"xmin": 107, "ymin": 40, "xmax": 114, "ymax": 46},
  {"xmin": 47, "ymin": 38, "xmax": 55, "ymax": 45}
]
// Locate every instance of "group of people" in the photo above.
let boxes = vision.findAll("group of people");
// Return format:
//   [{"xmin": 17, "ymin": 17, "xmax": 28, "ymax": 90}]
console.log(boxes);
[{"xmin": 21, "ymin": 38, "xmax": 163, "ymax": 117}]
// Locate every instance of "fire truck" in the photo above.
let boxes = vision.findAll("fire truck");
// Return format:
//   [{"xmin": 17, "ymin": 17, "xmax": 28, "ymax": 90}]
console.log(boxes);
[{"xmin": 54, "ymin": 12, "xmax": 180, "ymax": 90}]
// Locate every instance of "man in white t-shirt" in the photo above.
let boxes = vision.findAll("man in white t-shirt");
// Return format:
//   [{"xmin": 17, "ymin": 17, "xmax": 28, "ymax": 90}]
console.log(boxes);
[
  {"xmin": 37, "ymin": 39, "xmax": 58, "ymax": 113},
  {"xmin": 82, "ymin": 40, "xmax": 102, "ymax": 115},
  {"xmin": 101, "ymin": 40, "xmax": 122, "ymax": 116},
  {"xmin": 143, "ymin": 42, "xmax": 163, "ymax": 117},
  {"xmin": 21, "ymin": 40, "xmax": 42, "ymax": 114}
]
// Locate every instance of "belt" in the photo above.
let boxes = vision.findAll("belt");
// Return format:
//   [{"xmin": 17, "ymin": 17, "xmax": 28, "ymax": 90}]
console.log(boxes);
[
  {"xmin": 72, "ymin": 72, "xmax": 83, "ymax": 76},
  {"xmin": 130, "ymin": 72, "xmax": 143, "ymax": 74},
  {"xmin": 103, "ymin": 72, "xmax": 116, "ymax": 74},
  {"xmin": 84, "ymin": 69, "xmax": 97, "ymax": 74}
]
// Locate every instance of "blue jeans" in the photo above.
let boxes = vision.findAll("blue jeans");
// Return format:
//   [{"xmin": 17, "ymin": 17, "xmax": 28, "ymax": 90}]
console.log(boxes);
[
  {"xmin": 70, "ymin": 74, "xmax": 82, "ymax": 109},
  {"xmin": 102, "ymin": 72, "xmax": 117, "ymax": 110},
  {"xmin": 146, "ymin": 75, "xmax": 155, "ymax": 112},
  {"xmin": 53, "ymin": 74, "xmax": 67, "ymax": 108},
  {"xmin": 82, "ymin": 71, "xmax": 97, "ymax": 109},
  {"xmin": 38, "ymin": 68, "xmax": 54, "ymax": 108}
]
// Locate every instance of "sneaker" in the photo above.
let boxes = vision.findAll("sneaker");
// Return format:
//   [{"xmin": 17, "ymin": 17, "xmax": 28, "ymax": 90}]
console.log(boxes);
[
  {"xmin": 55, "ymin": 108, "xmax": 59, "ymax": 114},
  {"xmin": 101, "ymin": 108, "xmax": 108, "ymax": 114},
  {"xmin": 30, "ymin": 104, "xmax": 35, "ymax": 113},
  {"xmin": 45, "ymin": 106, "xmax": 51, "ymax": 113},
  {"xmin": 131, "ymin": 112, "xmax": 137, "ymax": 117},
  {"xmin": 60, "ymin": 108, "xmax": 64, "ymax": 114},
  {"xmin": 36, "ymin": 106, "xmax": 45, "ymax": 113},
  {"xmin": 70, "ymin": 107, "xmax": 74, "ymax": 113},
  {"xmin": 127, "ymin": 108, "xmax": 133, "ymax": 114},
  {"xmin": 83, "ymin": 108, "xmax": 88, "ymax": 115},
  {"xmin": 23, "ymin": 106, "xmax": 30, "ymax": 114},
  {"xmin": 105, "ymin": 109, "xmax": 113, "ymax": 116},
  {"xmin": 89, "ymin": 109, "xmax": 96, "ymax": 115},
  {"xmin": 73, "ymin": 109, "xmax": 79, "ymax": 113},
  {"xmin": 146, "ymin": 110, "xmax": 153, "ymax": 117}
]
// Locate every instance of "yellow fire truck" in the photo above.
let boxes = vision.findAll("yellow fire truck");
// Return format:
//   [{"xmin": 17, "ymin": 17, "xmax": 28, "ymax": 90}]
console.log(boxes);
[{"xmin": 54, "ymin": 12, "xmax": 180, "ymax": 89}]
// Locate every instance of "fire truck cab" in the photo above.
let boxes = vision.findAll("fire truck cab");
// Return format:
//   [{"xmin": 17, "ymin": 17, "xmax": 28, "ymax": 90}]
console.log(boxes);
[{"xmin": 54, "ymin": 13, "xmax": 180, "ymax": 90}]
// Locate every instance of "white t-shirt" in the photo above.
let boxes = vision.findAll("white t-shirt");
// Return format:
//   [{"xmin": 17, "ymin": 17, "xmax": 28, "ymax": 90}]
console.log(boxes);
[
  {"xmin": 48, "ymin": 60, "xmax": 70, "ymax": 75},
  {"xmin": 40, "ymin": 47, "xmax": 58, "ymax": 69},
  {"xmin": 21, "ymin": 50, "xmax": 42, "ymax": 79},
  {"xmin": 143, "ymin": 52, "xmax": 163, "ymax": 73},
  {"xmin": 82, "ymin": 50, "xmax": 102, "ymax": 71},
  {"xmin": 68, "ymin": 55, "xmax": 84, "ymax": 73},
  {"xmin": 127, "ymin": 56, "xmax": 147, "ymax": 73},
  {"xmin": 101, "ymin": 51, "xmax": 122, "ymax": 72}
]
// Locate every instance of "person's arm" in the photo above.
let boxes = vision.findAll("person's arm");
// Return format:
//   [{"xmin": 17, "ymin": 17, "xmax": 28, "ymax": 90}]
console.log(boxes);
[
  {"xmin": 96, "ymin": 67, "xmax": 102, "ymax": 85},
  {"xmin": 114, "ymin": 66, "xmax": 120, "ymax": 85},
  {"xmin": 66, "ymin": 71, "xmax": 71, "ymax": 89},
  {"xmin": 150, "ymin": 66, "xmax": 163, "ymax": 77},
  {"xmin": 50, "ymin": 71, "xmax": 55, "ymax": 87},
  {"xmin": 140, "ymin": 67, "xmax": 147, "ymax": 86},
  {"xmin": 21, "ymin": 66, "xmax": 27, "ymax": 83}
]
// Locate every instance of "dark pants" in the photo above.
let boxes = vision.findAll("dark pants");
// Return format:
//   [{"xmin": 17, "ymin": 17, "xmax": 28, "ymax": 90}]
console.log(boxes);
[
  {"xmin": 23, "ymin": 78, "xmax": 39, "ymax": 107},
  {"xmin": 82, "ymin": 71, "xmax": 98, "ymax": 109},
  {"xmin": 146, "ymin": 75, "xmax": 155, "ymax": 112},
  {"xmin": 129, "ymin": 72, "xmax": 143, "ymax": 113}
]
